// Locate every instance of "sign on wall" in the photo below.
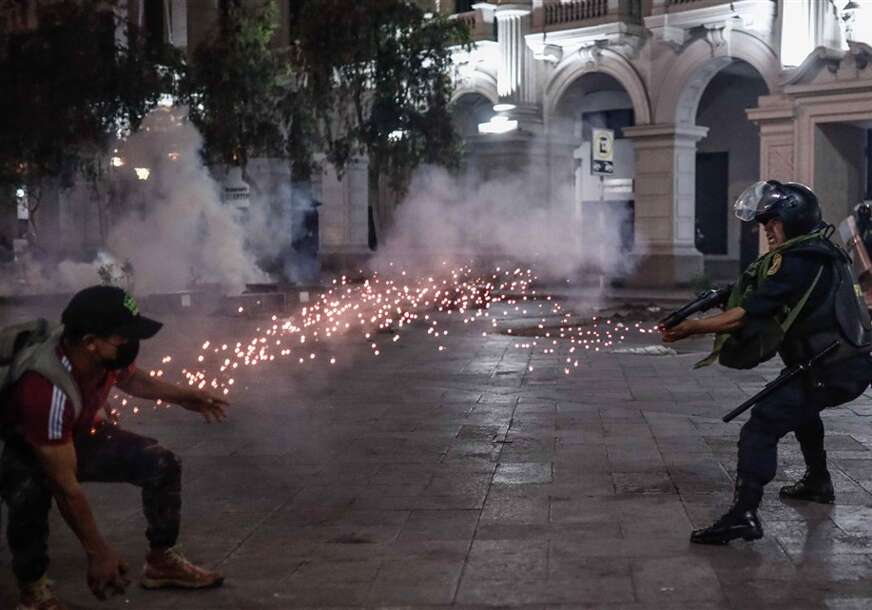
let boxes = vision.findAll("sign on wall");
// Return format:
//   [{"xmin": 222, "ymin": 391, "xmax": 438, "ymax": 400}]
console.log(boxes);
[
  {"xmin": 222, "ymin": 166, "xmax": 251, "ymax": 216},
  {"xmin": 15, "ymin": 188, "xmax": 29, "ymax": 220},
  {"xmin": 592, "ymin": 128, "xmax": 615, "ymax": 175}
]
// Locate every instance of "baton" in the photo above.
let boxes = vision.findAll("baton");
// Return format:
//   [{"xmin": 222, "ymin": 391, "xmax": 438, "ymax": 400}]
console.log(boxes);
[{"xmin": 722, "ymin": 340, "xmax": 840, "ymax": 423}]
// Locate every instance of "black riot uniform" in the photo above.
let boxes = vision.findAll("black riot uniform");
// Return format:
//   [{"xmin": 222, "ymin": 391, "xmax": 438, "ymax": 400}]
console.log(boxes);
[{"xmin": 691, "ymin": 181, "xmax": 872, "ymax": 545}]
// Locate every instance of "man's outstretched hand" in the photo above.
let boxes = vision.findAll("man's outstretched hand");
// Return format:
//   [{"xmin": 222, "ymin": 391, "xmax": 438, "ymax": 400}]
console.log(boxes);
[
  {"xmin": 117, "ymin": 370, "xmax": 229, "ymax": 422},
  {"xmin": 176, "ymin": 389, "xmax": 229, "ymax": 423},
  {"xmin": 87, "ymin": 546, "xmax": 129, "ymax": 600}
]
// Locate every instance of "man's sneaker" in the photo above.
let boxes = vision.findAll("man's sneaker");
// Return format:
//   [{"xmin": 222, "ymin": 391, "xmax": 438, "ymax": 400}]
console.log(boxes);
[
  {"xmin": 141, "ymin": 547, "xmax": 224, "ymax": 590},
  {"xmin": 690, "ymin": 508, "xmax": 763, "ymax": 545},
  {"xmin": 779, "ymin": 471, "xmax": 835, "ymax": 504},
  {"xmin": 16, "ymin": 575, "xmax": 69, "ymax": 610}
]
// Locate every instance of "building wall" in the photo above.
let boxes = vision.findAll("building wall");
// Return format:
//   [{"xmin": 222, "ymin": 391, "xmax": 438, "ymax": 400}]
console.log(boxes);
[
  {"xmin": 751, "ymin": 41, "xmax": 872, "ymax": 245},
  {"xmin": 448, "ymin": 0, "xmax": 871, "ymax": 284},
  {"xmin": 695, "ymin": 61, "xmax": 767, "ymax": 277},
  {"xmin": 814, "ymin": 123, "xmax": 868, "ymax": 223},
  {"xmin": 6, "ymin": 1, "xmax": 872, "ymax": 283}
]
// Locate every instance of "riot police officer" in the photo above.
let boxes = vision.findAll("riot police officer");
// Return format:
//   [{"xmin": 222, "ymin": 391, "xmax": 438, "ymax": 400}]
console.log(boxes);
[
  {"xmin": 660, "ymin": 180, "xmax": 872, "ymax": 545},
  {"xmin": 854, "ymin": 201, "xmax": 872, "ymax": 259}
]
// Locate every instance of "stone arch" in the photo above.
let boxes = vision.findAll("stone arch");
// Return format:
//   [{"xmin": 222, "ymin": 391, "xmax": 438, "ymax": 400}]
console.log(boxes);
[
  {"xmin": 544, "ymin": 49, "xmax": 652, "ymax": 127},
  {"xmin": 655, "ymin": 30, "xmax": 779, "ymax": 125},
  {"xmin": 450, "ymin": 74, "xmax": 498, "ymax": 106},
  {"xmin": 450, "ymin": 90, "xmax": 496, "ymax": 138}
]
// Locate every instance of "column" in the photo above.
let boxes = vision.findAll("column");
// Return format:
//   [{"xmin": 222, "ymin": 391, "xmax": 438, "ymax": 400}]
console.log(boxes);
[
  {"xmin": 496, "ymin": 9, "xmax": 529, "ymax": 103},
  {"xmin": 314, "ymin": 157, "xmax": 371, "ymax": 270},
  {"xmin": 168, "ymin": 0, "xmax": 188, "ymax": 48},
  {"xmin": 494, "ymin": 4, "xmax": 540, "ymax": 129},
  {"xmin": 623, "ymin": 123, "xmax": 708, "ymax": 287},
  {"xmin": 747, "ymin": 96, "xmax": 797, "ymax": 255}
]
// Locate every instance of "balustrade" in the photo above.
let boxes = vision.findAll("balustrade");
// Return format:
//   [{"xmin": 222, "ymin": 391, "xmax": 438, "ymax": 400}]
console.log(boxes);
[
  {"xmin": 534, "ymin": 0, "xmax": 640, "ymax": 31},
  {"xmin": 649, "ymin": 0, "xmax": 773, "ymax": 15},
  {"xmin": 450, "ymin": 10, "xmax": 496, "ymax": 42},
  {"xmin": 544, "ymin": 0, "xmax": 609, "ymax": 26}
]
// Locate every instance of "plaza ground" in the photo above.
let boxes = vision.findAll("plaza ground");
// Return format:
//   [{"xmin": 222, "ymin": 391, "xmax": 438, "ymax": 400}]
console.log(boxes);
[{"xmin": 2, "ymin": 293, "xmax": 872, "ymax": 609}]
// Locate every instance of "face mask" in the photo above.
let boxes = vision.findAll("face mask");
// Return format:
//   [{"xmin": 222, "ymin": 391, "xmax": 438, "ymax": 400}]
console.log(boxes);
[{"xmin": 104, "ymin": 339, "xmax": 139, "ymax": 370}]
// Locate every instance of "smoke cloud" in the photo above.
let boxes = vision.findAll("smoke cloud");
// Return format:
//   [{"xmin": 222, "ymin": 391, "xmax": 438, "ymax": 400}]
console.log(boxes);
[
  {"xmin": 2, "ymin": 107, "xmax": 272, "ymax": 296},
  {"xmin": 244, "ymin": 178, "xmax": 319, "ymax": 286},
  {"xmin": 106, "ymin": 111, "xmax": 266, "ymax": 294},
  {"xmin": 2, "ymin": 111, "xmax": 635, "ymax": 299},
  {"xmin": 374, "ymin": 164, "xmax": 634, "ymax": 284}
]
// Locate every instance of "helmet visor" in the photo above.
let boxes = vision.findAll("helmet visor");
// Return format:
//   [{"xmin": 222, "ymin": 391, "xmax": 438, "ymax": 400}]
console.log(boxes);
[{"xmin": 734, "ymin": 181, "xmax": 772, "ymax": 222}]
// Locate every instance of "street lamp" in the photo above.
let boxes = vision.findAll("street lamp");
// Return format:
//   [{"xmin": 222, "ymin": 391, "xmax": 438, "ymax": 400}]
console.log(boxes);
[
  {"xmin": 478, "ymin": 114, "xmax": 518, "ymax": 134},
  {"xmin": 478, "ymin": 103, "xmax": 518, "ymax": 134}
]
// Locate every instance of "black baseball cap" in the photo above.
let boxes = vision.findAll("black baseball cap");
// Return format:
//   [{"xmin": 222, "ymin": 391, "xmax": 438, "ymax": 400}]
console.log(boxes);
[{"xmin": 62, "ymin": 285, "xmax": 163, "ymax": 340}]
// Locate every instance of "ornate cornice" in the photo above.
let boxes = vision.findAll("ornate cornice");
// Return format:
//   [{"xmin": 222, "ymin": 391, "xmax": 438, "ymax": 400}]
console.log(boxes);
[
  {"xmin": 645, "ymin": 0, "xmax": 776, "ymax": 52},
  {"xmin": 783, "ymin": 42, "xmax": 872, "ymax": 90},
  {"xmin": 525, "ymin": 21, "xmax": 645, "ymax": 63}
]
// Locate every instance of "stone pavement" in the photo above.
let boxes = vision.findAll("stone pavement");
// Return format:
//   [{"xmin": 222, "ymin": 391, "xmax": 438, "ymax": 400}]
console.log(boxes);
[{"xmin": 2, "ymin": 299, "xmax": 872, "ymax": 609}]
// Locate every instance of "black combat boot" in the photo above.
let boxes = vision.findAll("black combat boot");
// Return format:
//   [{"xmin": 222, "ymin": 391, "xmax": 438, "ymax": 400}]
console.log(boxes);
[
  {"xmin": 691, "ymin": 480, "xmax": 764, "ymax": 545},
  {"xmin": 779, "ymin": 471, "xmax": 835, "ymax": 503},
  {"xmin": 779, "ymin": 450, "xmax": 835, "ymax": 504}
]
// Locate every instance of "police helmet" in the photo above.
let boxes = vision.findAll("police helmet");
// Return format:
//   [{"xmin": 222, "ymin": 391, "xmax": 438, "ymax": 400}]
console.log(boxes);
[
  {"xmin": 734, "ymin": 180, "xmax": 822, "ymax": 238},
  {"xmin": 855, "ymin": 201, "xmax": 872, "ymax": 234}
]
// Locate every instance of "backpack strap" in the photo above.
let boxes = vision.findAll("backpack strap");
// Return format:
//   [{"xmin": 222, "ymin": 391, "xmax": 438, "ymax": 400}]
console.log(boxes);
[
  {"xmin": 9, "ymin": 326, "xmax": 83, "ymax": 419},
  {"xmin": 780, "ymin": 265, "xmax": 825, "ymax": 333}
]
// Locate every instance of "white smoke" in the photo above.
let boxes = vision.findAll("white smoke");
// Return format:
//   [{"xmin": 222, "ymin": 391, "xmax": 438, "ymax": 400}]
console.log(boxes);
[
  {"xmin": 104, "ymin": 108, "xmax": 267, "ymax": 294},
  {"xmin": 2, "ymin": 107, "xmax": 269, "ymax": 296},
  {"xmin": 374, "ymin": 165, "xmax": 634, "ymax": 283},
  {"xmin": 244, "ymin": 179, "xmax": 319, "ymax": 286}
]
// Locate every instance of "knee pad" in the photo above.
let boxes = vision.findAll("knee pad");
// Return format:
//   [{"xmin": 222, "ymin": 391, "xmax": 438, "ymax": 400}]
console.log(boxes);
[{"xmin": 738, "ymin": 416, "xmax": 778, "ymax": 450}]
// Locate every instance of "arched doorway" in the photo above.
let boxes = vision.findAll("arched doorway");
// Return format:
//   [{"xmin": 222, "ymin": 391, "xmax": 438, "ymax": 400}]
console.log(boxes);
[
  {"xmin": 550, "ymin": 72, "xmax": 637, "ymax": 277},
  {"xmin": 450, "ymin": 91, "xmax": 495, "ymax": 175},
  {"xmin": 451, "ymin": 92, "xmax": 495, "ymax": 138},
  {"xmin": 694, "ymin": 60, "xmax": 769, "ymax": 278},
  {"xmin": 624, "ymin": 31, "xmax": 779, "ymax": 287}
]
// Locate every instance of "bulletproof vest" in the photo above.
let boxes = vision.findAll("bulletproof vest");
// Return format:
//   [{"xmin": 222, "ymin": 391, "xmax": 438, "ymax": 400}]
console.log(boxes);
[{"xmin": 779, "ymin": 239, "xmax": 872, "ymax": 367}]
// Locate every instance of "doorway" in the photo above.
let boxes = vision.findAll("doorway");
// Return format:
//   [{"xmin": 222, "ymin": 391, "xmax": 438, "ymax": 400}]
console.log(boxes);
[{"xmin": 695, "ymin": 152, "xmax": 728, "ymax": 256}]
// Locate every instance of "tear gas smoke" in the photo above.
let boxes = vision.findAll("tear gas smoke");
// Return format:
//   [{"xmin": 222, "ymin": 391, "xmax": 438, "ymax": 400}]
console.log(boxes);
[
  {"xmin": 244, "ymin": 178, "xmax": 320, "ymax": 286},
  {"xmin": 374, "ymin": 165, "xmax": 634, "ymax": 284},
  {"xmin": 2, "ymin": 107, "xmax": 279, "ymax": 296},
  {"xmin": 94, "ymin": 108, "xmax": 268, "ymax": 294}
]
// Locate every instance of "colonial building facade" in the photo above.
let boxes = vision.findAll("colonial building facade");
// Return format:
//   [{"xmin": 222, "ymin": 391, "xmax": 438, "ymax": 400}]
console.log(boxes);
[
  {"xmin": 442, "ymin": 0, "xmax": 872, "ymax": 284},
  {"xmin": 4, "ymin": 1, "xmax": 871, "ymax": 287}
]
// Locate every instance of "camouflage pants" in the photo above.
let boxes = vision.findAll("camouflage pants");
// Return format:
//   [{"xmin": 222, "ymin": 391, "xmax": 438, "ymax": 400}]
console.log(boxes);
[{"xmin": 0, "ymin": 422, "xmax": 181, "ymax": 584}]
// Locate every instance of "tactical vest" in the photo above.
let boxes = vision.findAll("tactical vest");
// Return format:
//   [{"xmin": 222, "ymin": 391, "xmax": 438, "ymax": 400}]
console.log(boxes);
[{"xmin": 779, "ymin": 238, "xmax": 872, "ymax": 367}]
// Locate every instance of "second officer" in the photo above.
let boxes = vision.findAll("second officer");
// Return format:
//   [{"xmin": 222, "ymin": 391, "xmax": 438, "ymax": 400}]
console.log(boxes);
[{"xmin": 660, "ymin": 180, "xmax": 872, "ymax": 545}]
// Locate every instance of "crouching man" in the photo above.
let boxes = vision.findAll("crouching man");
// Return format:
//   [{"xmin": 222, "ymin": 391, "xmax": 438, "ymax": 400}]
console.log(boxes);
[{"xmin": 1, "ymin": 286, "xmax": 229, "ymax": 609}]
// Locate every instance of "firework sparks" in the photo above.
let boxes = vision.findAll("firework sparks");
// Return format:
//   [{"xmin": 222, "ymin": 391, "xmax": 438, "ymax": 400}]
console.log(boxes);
[{"xmin": 108, "ymin": 264, "xmax": 657, "ymax": 420}]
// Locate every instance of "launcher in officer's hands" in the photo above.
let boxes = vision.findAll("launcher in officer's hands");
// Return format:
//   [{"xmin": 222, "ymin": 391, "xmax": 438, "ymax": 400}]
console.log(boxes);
[{"xmin": 658, "ymin": 285, "xmax": 733, "ymax": 330}]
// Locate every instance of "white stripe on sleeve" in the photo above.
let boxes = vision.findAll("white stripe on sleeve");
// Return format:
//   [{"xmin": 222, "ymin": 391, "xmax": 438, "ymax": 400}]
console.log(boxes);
[
  {"xmin": 48, "ymin": 386, "xmax": 66, "ymax": 440},
  {"xmin": 47, "ymin": 356, "xmax": 74, "ymax": 440}
]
